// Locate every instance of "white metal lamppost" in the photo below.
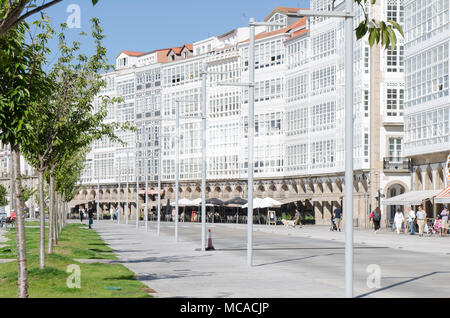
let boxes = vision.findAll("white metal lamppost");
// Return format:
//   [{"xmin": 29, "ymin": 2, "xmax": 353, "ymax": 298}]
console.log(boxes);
[
  {"xmin": 117, "ymin": 157, "xmax": 121, "ymax": 224},
  {"xmin": 136, "ymin": 128, "xmax": 140, "ymax": 230},
  {"xmin": 295, "ymin": 3, "xmax": 355, "ymax": 298},
  {"xmin": 218, "ymin": 18, "xmax": 284, "ymax": 267},
  {"xmin": 126, "ymin": 151, "xmax": 129, "ymax": 225}
]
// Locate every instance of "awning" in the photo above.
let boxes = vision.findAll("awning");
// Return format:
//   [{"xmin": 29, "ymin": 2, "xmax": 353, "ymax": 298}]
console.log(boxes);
[
  {"xmin": 139, "ymin": 189, "xmax": 165, "ymax": 195},
  {"xmin": 435, "ymin": 186, "xmax": 450, "ymax": 204},
  {"xmin": 382, "ymin": 190, "xmax": 441, "ymax": 206}
]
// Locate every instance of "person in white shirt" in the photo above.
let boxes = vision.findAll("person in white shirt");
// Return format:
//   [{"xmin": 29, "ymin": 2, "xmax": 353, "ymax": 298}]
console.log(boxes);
[
  {"xmin": 407, "ymin": 206, "xmax": 416, "ymax": 235},
  {"xmin": 416, "ymin": 206, "xmax": 427, "ymax": 237},
  {"xmin": 394, "ymin": 208, "xmax": 404, "ymax": 235},
  {"xmin": 440, "ymin": 207, "xmax": 449, "ymax": 237}
]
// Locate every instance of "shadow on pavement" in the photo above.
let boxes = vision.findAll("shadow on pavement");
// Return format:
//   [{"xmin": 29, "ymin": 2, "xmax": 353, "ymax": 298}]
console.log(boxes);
[{"xmin": 356, "ymin": 271, "xmax": 450, "ymax": 298}]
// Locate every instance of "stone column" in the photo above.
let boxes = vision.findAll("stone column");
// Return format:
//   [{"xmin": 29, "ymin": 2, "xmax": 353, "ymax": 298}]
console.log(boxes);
[
  {"xmin": 313, "ymin": 201, "xmax": 321, "ymax": 224},
  {"xmin": 421, "ymin": 169, "xmax": 427, "ymax": 191}
]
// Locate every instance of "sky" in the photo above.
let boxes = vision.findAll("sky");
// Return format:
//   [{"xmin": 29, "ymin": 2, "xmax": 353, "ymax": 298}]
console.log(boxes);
[{"xmin": 30, "ymin": 0, "xmax": 310, "ymax": 66}]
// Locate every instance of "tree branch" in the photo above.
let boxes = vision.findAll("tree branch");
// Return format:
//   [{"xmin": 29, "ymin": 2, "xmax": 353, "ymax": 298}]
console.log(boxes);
[{"xmin": 0, "ymin": 0, "xmax": 64, "ymax": 37}]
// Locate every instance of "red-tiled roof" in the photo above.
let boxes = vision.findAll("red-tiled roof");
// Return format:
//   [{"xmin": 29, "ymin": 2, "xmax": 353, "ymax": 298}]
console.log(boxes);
[
  {"xmin": 155, "ymin": 48, "xmax": 172, "ymax": 63},
  {"xmin": 285, "ymin": 19, "xmax": 309, "ymax": 41},
  {"xmin": 116, "ymin": 51, "xmax": 147, "ymax": 59},
  {"xmin": 264, "ymin": 7, "xmax": 306, "ymax": 21},
  {"xmin": 240, "ymin": 17, "xmax": 307, "ymax": 44}
]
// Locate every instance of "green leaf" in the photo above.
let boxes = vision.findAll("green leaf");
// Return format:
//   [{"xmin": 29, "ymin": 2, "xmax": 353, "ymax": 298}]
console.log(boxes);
[
  {"xmin": 388, "ymin": 20, "xmax": 404, "ymax": 38},
  {"xmin": 387, "ymin": 26, "xmax": 397, "ymax": 51}
]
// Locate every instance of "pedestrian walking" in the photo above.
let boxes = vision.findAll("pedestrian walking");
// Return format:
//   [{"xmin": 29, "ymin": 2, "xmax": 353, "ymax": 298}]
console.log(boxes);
[
  {"xmin": 370, "ymin": 207, "xmax": 381, "ymax": 233},
  {"xmin": 394, "ymin": 208, "xmax": 404, "ymax": 235},
  {"xmin": 432, "ymin": 216, "xmax": 442, "ymax": 236},
  {"xmin": 294, "ymin": 209, "xmax": 302, "ymax": 227},
  {"xmin": 333, "ymin": 207, "xmax": 342, "ymax": 232},
  {"xmin": 440, "ymin": 206, "xmax": 449, "ymax": 237},
  {"xmin": 80, "ymin": 208, "xmax": 84, "ymax": 223},
  {"xmin": 115, "ymin": 206, "xmax": 119, "ymax": 221},
  {"xmin": 416, "ymin": 205, "xmax": 427, "ymax": 237},
  {"xmin": 407, "ymin": 206, "xmax": 416, "ymax": 235},
  {"xmin": 87, "ymin": 206, "xmax": 94, "ymax": 229}
]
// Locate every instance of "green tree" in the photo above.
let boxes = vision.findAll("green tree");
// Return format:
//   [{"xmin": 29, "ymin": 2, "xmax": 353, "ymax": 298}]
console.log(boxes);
[
  {"xmin": 22, "ymin": 17, "xmax": 130, "ymax": 265},
  {"xmin": 0, "ymin": 0, "xmax": 99, "ymax": 37},
  {"xmin": 0, "ymin": 184, "xmax": 8, "ymax": 207},
  {"xmin": 0, "ymin": 18, "xmax": 51, "ymax": 298}
]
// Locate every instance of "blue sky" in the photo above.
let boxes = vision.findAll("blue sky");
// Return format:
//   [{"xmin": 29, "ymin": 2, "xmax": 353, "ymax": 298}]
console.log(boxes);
[{"xmin": 32, "ymin": 0, "xmax": 310, "ymax": 66}]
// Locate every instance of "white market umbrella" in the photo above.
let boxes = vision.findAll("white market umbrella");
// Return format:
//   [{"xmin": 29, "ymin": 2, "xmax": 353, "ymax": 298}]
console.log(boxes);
[
  {"xmin": 242, "ymin": 197, "xmax": 264, "ymax": 209},
  {"xmin": 191, "ymin": 198, "xmax": 214, "ymax": 207},
  {"xmin": 260, "ymin": 197, "xmax": 282, "ymax": 208},
  {"xmin": 177, "ymin": 198, "xmax": 194, "ymax": 206}
]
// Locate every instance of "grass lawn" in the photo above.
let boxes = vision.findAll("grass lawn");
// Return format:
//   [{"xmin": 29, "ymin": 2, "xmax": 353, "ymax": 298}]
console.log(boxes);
[{"xmin": 0, "ymin": 222, "xmax": 152, "ymax": 298}]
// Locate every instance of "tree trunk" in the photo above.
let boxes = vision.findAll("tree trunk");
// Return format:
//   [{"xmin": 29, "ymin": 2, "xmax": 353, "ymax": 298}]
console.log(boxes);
[
  {"xmin": 9, "ymin": 149, "xmax": 15, "ymax": 212},
  {"xmin": 61, "ymin": 192, "xmax": 66, "ymax": 232},
  {"xmin": 38, "ymin": 169, "xmax": 45, "ymax": 269},
  {"xmin": 57, "ymin": 193, "xmax": 62, "ymax": 234},
  {"xmin": 53, "ymin": 189, "xmax": 59, "ymax": 245},
  {"xmin": 12, "ymin": 147, "xmax": 28, "ymax": 298},
  {"xmin": 47, "ymin": 172, "xmax": 54, "ymax": 253}
]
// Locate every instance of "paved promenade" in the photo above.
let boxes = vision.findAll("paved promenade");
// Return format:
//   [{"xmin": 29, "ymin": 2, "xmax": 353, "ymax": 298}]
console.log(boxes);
[{"xmin": 91, "ymin": 220, "xmax": 450, "ymax": 298}]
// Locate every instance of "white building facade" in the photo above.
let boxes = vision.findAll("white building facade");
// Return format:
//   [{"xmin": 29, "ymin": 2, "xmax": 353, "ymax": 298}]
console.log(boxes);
[
  {"xmin": 403, "ymin": 0, "xmax": 450, "ymax": 216},
  {"xmin": 74, "ymin": 4, "xmax": 412, "ymax": 227}
]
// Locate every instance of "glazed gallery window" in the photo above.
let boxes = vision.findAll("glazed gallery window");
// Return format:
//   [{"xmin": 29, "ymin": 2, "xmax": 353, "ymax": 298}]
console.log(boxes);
[
  {"xmin": 405, "ymin": 42, "xmax": 449, "ymax": 107},
  {"xmin": 243, "ymin": 78, "xmax": 282, "ymax": 103},
  {"xmin": 94, "ymin": 153, "xmax": 114, "ymax": 180},
  {"xmin": 386, "ymin": 88, "xmax": 404, "ymax": 116},
  {"xmin": 241, "ymin": 39, "xmax": 284, "ymax": 71},
  {"xmin": 116, "ymin": 80, "xmax": 135, "ymax": 100},
  {"xmin": 285, "ymin": 107, "xmax": 308, "ymax": 136},
  {"xmin": 286, "ymin": 73, "xmax": 308, "ymax": 103},
  {"xmin": 388, "ymin": 137, "xmax": 403, "ymax": 160},
  {"xmin": 163, "ymin": 61, "xmax": 201, "ymax": 87},
  {"xmin": 364, "ymin": 90, "xmax": 370, "ymax": 117},
  {"xmin": 254, "ymin": 144, "xmax": 283, "ymax": 174},
  {"xmin": 208, "ymin": 61, "xmax": 240, "ymax": 83},
  {"xmin": 208, "ymin": 155, "xmax": 239, "ymax": 177},
  {"xmin": 287, "ymin": 38, "xmax": 308, "ymax": 69},
  {"xmin": 387, "ymin": 45, "xmax": 404, "ymax": 72},
  {"xmin": 310, "ymin": 101, "xmax": 336, "ymax": 132},
  {"xmin": 404, "ymin": 0, "xmax": 449, "ymax": 49},
  {"xmin": 405, "ymin": 107, "xmax": 450, "ymax": 149},
  {"xmin": 387, "ymin": 0, "xmax": 404, "ymax": 23},
  {"xmin": 311, "ymin": 65, "xmax": 336, "ymax": 96},
  {"xmin": 116, "ymin": 103, "xmax": 135, "ymax": 122},
  {"xmin": 286, "ymin": 144, "xmax": 308, "ymax": 172},
  {"xmin": 162, "ymin": 88, "xmax": 202, "ymax": 118},
  {"xmin": 311, "ymin": 29, "xmax": 336, "ymax": 60},
  {"xmin": 209, "ymin": 90, "xmax": 240, "ymax": 118},
  {"xmin": 267, "ymin": 12, "xmax": 287, "ymax": 32},
  {"xmin": 310, "ymin": 139, "xmax": 336, "ymax": 169},
  {"xmin": 254, "ymin": 112, "xmax": 282, "ymax": 137}
]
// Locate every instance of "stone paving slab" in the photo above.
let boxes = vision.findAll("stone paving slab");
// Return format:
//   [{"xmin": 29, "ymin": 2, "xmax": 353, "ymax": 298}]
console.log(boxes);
[
  {"xmin": 74, "ymin": 259, "xmax": 121, "ymax": 264},
  {"xmin": 225, "ymin": 223, "xmax": 450, "ymax": 256},
  {"xmin": 93, "ymin": 221, "xmax": 450, "ymax": 298}
]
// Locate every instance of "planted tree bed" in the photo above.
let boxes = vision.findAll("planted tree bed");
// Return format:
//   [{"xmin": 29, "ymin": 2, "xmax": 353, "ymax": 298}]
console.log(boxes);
[{"xmin": 0, "ymin": 222, "xmax": 152, "ymax": 298}]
